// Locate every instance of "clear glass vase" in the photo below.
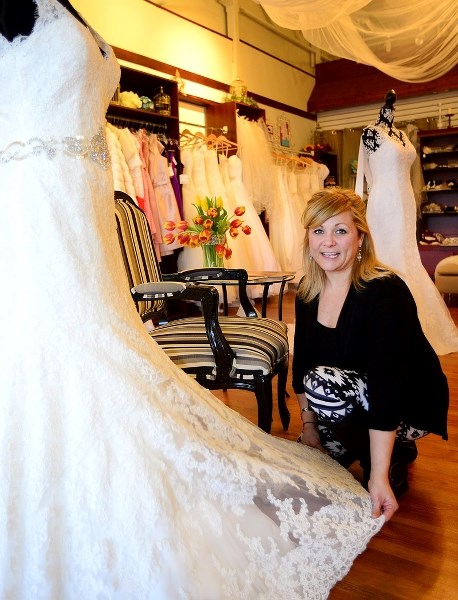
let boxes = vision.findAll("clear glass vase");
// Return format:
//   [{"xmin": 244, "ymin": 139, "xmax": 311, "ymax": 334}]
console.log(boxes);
[{"xmin": 201, "ymin": 235, "xmax": 226, "ymax": 268}]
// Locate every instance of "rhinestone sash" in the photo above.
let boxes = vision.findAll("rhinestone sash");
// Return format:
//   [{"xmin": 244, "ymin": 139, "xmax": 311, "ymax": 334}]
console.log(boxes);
[{"xmin": 0, "ymin": 128, "xmax": 110, "ymax": 170}]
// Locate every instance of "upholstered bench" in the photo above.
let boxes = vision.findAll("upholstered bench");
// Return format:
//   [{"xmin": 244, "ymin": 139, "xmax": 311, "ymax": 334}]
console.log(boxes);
[{"xmin": 434, "ymin": 255, "xmax": 458, "ymax": 304}]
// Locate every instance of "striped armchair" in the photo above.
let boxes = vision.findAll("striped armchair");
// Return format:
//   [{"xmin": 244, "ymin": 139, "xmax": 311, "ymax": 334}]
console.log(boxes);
[{"xmin": 114, "ymin": 192, "xmax": 290, "ymax": 433}]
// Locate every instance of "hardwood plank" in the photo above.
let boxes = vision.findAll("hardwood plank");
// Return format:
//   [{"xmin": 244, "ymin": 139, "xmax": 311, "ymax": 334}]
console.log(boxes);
[{"xmin": 212, "ymin": 290, "xmax": 458, "ymax": 599}]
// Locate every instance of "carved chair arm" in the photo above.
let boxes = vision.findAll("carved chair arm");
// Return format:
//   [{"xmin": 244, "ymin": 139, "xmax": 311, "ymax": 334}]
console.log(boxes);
[{"xmin": 131, "ymin": 282, "xmax": 236, "ymax": 378}]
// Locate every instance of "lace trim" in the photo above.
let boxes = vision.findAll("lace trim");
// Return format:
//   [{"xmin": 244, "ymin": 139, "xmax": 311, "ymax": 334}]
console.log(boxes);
[{"xmin": 0, "ymin": 128, "xmax": 111, "ymax": 170}]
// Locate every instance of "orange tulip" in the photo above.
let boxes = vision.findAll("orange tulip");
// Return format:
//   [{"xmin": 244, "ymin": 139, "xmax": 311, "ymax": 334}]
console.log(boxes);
[
  {"xmin": 203, "ymin": 219, "xmax": 214, "ymax": 230},
  {"xmin": 224, "ymin": 246, "xmax": 232, "ymax": 259},
  {"xmin": 242, "ymin": 225, "xmax": 251, "ymax": 235},
  {"xmin": 229, "ymin": 227, "xmax": 239, "ymax": 238},
  {"xmin": 177, "ymin": 232, "xmax": 191, "ymax": 245},
  {"xmin": 230, "ymin": 218, "xmax": 243, "ymax": 228},
  {"xmin": 215, "ymin": 243, "xmax": 225, "ymax": 257},
  {"xmin": 164, "ymin": 220, "xmax": 176, "ymax": 231},
  {"xmin": 207, "ymin": 208, "xmax": 218, "ymax": 218},
  {"xmin": 189, "ymin": 233, "xmax": 200, "ymax": 248},
  {"xmin": 193, "ymin": 215, "xmax": 204, "ymax": 225},
  {"xmin": 234, "ymin": 206, "xmax": 245, "ymax": 216},
  {"xmin": 163, "ymin": 233, "xmax": 175, "ymax": 245},
  {"xmin": 199, "ymin": 229, "xmax": 212, "ymax": 243},
  {"xmin": 176, "ymin": 220, "xmax": 188, "ymax": 231}
]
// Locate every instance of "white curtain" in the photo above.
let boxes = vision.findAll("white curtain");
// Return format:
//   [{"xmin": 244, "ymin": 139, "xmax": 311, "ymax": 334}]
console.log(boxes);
[{"xmin": 253, "ymin": 0, "xmax": 458, "ymax": 82}]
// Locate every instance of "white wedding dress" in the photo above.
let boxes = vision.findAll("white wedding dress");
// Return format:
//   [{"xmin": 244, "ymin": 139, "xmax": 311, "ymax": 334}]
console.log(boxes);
[
  {"xmin": 356, "ymin": 127, "xmax": 458, "ymax": 355},
  {"xmin": 0, "ymin": 2, "xmax": 383, "ymax": 598}
]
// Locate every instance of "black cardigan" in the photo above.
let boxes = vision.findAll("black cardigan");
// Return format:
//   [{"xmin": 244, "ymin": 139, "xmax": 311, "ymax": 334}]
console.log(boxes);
[{"xmin": 292, "ymin": 275, "xmax": 449, "ymax": 439}]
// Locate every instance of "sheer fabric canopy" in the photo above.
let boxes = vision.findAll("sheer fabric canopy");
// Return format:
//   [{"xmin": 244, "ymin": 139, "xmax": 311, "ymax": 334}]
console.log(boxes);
[{"xmin": 253, "ymin": 0, "xmax": 458, "ymax": 82}]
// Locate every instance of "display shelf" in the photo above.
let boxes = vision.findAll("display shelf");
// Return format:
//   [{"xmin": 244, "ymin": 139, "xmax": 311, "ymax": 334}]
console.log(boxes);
[
  {"xmin": 107, "ymin": 102, "xmax": 179, "ymax": 127},
  {"xmin": 422, "ymin": 188, "xmax": 458, "ymax": 193},
  {"xmin": 418, "ymin": 128, "xmax": 458, "ymax": 274},
  {"xmin": 107, "ymin": 65, "xmax": 179, "ymax": 141},
  {"xmin": 421, "ymin": 212, "xmax": 458, "ymax": 216}
]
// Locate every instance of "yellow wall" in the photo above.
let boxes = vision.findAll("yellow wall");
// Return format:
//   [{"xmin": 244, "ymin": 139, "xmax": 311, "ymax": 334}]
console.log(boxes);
[{"xmin": 73, "ymin": 0, "xmax": 316, "ymax": 149}]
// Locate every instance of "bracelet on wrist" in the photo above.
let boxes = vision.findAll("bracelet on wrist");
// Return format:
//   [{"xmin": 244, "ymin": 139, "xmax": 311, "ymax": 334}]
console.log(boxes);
[{"xmin": 300, "ymin": 406, "xmax": 316, "ymax": 423}]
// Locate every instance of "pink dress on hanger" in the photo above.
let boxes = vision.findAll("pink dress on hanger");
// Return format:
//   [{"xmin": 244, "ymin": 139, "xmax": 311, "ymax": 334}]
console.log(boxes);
[
  {"xmin": 137, "ymin": 130, "xmax": 162, "ymax": 256},
  {"xmin": 148, "ymin": 134, "xmax": 182, "ymax": 256}
]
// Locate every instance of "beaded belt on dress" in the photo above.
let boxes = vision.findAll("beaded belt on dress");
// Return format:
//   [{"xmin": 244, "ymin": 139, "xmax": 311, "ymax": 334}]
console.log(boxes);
[{"xmin": 0, "ymin": 127, "xmax": 110, "ymax": 170}]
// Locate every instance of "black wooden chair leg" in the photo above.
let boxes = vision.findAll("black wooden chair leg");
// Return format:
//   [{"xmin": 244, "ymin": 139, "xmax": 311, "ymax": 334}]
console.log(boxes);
[
  {"xmin": 277, "ymin": 366, "xmax": 290, "ymax": 431},
  {"xmin": 255, "ymin": 376, "xmax": 273, "ymax": 434}
]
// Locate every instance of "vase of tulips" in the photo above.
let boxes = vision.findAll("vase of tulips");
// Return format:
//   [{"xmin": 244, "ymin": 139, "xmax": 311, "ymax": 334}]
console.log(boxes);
[
  {"xmin": 164, "ymin": 196, "xmax": 251, "ymax": 267},
  {"xmin": 200, "ymin": 233, "xmax": 227, "ymax": 268}
]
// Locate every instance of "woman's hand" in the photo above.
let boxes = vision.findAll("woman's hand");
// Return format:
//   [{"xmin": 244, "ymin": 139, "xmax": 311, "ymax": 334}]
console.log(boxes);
[
  {"xmin": 368, "ymin": 476, "xmax": 399, "ymax": 521},
  {"xmin": 368, "ymin": 429, "xmax": 399, "ymax": 521},
  {"xmin": 300, "ymin": 422, "xmax": 326, "ymax": 452}
]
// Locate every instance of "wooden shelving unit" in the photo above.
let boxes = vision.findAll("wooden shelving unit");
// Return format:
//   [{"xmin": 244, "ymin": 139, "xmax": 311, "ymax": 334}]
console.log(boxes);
[{"xmin": 418, "ymin": 127, "xmax": 458, "ymax": 276}]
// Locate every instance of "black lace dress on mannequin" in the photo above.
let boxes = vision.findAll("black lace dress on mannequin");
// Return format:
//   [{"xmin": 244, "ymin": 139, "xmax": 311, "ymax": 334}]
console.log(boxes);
[
  {"xmin": 356, "ymin": 91, "xmax": 458, "ymax": 354},
  {"xmin": 361, "ymin": 90, "xmax": 406, "ymax": 152}
]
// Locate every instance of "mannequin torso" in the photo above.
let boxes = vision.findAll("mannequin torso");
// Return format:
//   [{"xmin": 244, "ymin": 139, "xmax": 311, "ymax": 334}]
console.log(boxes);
[
  {"xmin": 362, "ymin": 91, "xmax": 406, "ymax": 152},
  {"xmin": 362, "ymin": 107, "xmax": 406, "ymax": 152}
]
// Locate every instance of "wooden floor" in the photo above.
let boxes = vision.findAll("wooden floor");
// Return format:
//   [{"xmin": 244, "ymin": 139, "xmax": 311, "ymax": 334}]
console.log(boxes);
[{"xmin": 212, "ymin": 289, "xmax": 458, "ymax": 600}]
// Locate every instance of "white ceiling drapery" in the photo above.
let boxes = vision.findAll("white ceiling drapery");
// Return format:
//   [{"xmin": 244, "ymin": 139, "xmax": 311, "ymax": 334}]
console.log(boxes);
[{"xmin": 253, "ymin": 0, "xmax": 458, "ymax": 82}]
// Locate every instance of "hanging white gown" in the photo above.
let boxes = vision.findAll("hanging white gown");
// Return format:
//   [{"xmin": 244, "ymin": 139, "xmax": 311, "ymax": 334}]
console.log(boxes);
[
  {"xmin": 0, "ymin": 2, "xmax": 384, "ymax": 597},
  {"xmin": 177, "ymin": 146, "xmax": 202, "ymax": 271},
  {"xmin": 224, "ymin": 154, "xmax": 282, "ymax": 297},
  {"xmin": 356, "ymin": 126, "xmax": 458, "ymax": 355},
  {"xmin": 269, "ymin": 165, "xmax": 306, "ymax": 281},
  {"xmin": 236, "ymin": 115, "xmax": 276, "ymax": 215}
]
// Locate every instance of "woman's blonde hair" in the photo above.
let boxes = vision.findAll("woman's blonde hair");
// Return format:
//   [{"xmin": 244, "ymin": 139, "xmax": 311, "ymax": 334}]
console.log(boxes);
[{"xmin": 297, "ymin": 188, "xmax": 393, "ymax": 302}]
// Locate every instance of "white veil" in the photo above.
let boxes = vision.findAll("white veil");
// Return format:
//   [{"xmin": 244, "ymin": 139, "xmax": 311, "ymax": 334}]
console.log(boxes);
[{"xmin": 254, "ymin": 0, "xmax": 458, "ymax": 82}]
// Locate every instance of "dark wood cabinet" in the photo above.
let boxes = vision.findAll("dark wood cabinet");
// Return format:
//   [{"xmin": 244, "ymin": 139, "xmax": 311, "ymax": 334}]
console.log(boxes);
[
  {"xmin": 205, "ymin": 101, "xmax": 265, "ymax": 143},
  {"xmin": 107, "ymin": 66, "xmax": 179, "ymax": 142}
]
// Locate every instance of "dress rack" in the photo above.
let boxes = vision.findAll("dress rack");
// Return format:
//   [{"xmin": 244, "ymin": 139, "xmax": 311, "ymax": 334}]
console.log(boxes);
[{"xmin": 107, "ymin": 114, "xmax": 169, "ymax": 135}]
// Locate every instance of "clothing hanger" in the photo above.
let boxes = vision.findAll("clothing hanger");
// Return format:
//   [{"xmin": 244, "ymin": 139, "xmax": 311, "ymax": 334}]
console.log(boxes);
[
  {"xmin": 179, "ymin": 129, "xmax": 194, "ymax": 140},
  {"xmin": 295, "ymin": 155, "xmax": 313, "ymax": 167},
  {"xmin": 205, "ymin": 134, "xmax": 238, "ymax": 156},
  {"xmin": 179, "ymin": 130, "xmax": 207, "ymax": 149},
  {"xmin": 216, "ymin": 135, "xmax": 238, "ymax": 148},
  {"xmin": 205, "ymin": 133, "xmax": 219, "ymax": 148},
  {"xmin": 271, "ymin": 152, "xmax": 312, "ymax": 168}
]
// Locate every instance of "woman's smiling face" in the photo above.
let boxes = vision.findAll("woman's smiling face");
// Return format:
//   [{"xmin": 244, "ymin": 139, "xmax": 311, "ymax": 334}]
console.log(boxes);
[{"xmin": 308, "ymin": 210, "xmax": 363, "ymax": 276}]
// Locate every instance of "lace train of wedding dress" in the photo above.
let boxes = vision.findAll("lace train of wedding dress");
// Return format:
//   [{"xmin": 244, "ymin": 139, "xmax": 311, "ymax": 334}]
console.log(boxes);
[
  {"xmin": 356, "ymin": 128, "xmax": 458, "ymax": 355},
  {"xmin": 0, "ymin": 2, "xmax": 383, "ymax": 598}
]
